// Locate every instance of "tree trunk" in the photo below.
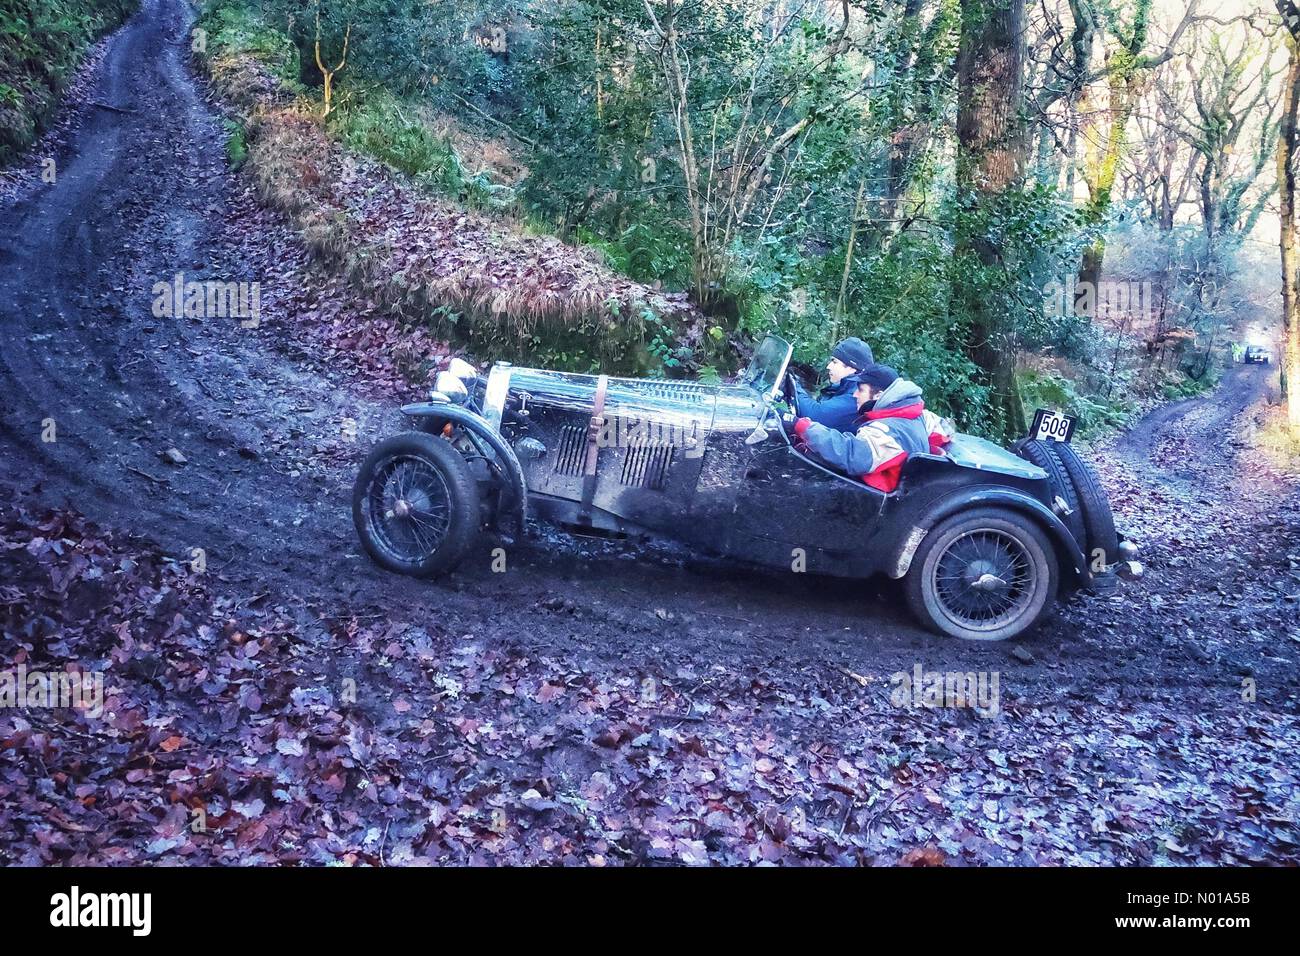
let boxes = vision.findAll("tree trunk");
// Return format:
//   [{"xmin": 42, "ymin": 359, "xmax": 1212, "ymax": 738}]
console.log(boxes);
[
  {"xmin": 1075, "ymin": 244, "xmax": 1103, "ymax": 317},
  {"xmin": 1279, "ymin": 20, "xmax": 1300, "ymax": 424},
  {"xmin": 869, "ymin": 0, "xmax": 927, "ymax": 244},
  {"xmin": 833, "ymin": 175, "xmax": 868, "ymax": 341},
  {"xmin": 1074, "ymin": 82, "xmax": 1137, "ymax": 310},
  {"xmin": 953, "ymin": 0, "xmax": 1027, "ymax": 441},
  {"xmin": 1072, "ymin": 0, "xmax": 1154, "ymax": 314}
]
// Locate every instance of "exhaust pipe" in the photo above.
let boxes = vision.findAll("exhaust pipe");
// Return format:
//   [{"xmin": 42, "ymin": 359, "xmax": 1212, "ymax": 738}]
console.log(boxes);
[{"xmin": 1117, "ymin": 559, "xmax": 1144, "ymax": 581}]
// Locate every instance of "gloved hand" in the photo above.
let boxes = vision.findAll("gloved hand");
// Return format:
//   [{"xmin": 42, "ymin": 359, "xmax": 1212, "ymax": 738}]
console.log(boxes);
[{"xmin": 790, "ymin": 416, "xmax": 812, "ymax": 453}]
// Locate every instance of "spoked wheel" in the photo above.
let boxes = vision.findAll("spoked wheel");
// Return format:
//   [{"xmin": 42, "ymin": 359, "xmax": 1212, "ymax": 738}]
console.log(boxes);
[
  {"xmin": 906, "ymin": 508, "xmax": 1058, "ymax": 642},
  {"xmin": 352, "ymin": 431, "xmax": 481, "ymax": 576}
]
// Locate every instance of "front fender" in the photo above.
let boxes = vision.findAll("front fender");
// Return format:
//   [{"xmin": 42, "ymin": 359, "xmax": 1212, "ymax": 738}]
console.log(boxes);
[
  {"xmin": 400, "ymin": 402, "xmax": 528, "ymax": 533},
  {"xmin": 887, "ymin": 485, "xmax": 1091, "ymax": 586}
]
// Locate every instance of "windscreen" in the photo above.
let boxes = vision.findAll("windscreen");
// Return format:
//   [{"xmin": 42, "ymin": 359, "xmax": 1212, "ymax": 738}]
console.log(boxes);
[{"xmin": 740, "ymin": 335, "xmax": 793, "ymax": 398}]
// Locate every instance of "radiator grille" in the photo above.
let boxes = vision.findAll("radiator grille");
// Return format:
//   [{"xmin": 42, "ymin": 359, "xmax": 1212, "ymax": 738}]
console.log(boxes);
[
  {"xmin": 553, "ymin": 424, "xmax": 587, "ymax": 476},
  {"xmin": 552, "ymin": 418, "xmax": 684, "ymax": 490},
  {"xmin": 620, "ymin": 443, "xmax": 676, "ymax": 490},
  {"xmin": 628, "ymin": 381, "xmax": 709, "ymax": 405}
]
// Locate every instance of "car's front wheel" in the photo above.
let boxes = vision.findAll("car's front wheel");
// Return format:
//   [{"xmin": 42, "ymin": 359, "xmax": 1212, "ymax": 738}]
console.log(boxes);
[
  {"xmin": 905, "ymin": 508, "xmax": 1059, "ymax": 642},
  {"xmin": 353, "ymin": 431, "xmax": 482, "ymax": 576}
]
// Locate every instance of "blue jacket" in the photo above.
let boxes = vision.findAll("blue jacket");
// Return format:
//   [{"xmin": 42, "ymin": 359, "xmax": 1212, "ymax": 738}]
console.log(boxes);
[{"xmin": 791, "ymin": 375, "xmax": 862, "ymax": 432}]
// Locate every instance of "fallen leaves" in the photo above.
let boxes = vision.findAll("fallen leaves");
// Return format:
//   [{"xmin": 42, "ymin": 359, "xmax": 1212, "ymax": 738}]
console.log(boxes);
[
  {"xmin": 535, "ymin": 681, "xmax": 565, "ymax": 704},
  {"xmin": 3, "ymin": 484, "xmax": 1299, "ymax": 866},
  {"xmin": 900, "ymin": 846, "xmax": 947, "ymax": 867}
]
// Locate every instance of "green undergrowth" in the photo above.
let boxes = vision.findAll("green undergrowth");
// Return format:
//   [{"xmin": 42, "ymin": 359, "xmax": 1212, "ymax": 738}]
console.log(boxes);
[{"xmin": 0, "ymin": 0, "xmax": 138, "ymax": 163}]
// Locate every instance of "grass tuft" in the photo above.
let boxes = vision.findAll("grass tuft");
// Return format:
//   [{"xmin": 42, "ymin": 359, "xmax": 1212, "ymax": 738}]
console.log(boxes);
[{"xmin": 1252, "ymin": 407, "xmax": 1300, "ymax": 474}]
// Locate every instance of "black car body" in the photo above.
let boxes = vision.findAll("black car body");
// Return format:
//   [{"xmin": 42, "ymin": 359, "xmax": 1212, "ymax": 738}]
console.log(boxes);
[
  {"xmin": 353, "ymin": 336, "xmax": 1133, "ymax": 641},
  {"xmin": 1244, "ymin": 346, "xmax": 1271, "ymax": 365}
]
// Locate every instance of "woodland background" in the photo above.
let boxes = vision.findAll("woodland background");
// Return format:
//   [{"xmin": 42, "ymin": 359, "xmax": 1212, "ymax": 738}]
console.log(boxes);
[{"xmin": 4, "ymin": 0, "xmax": 1299, "ymax": 445}]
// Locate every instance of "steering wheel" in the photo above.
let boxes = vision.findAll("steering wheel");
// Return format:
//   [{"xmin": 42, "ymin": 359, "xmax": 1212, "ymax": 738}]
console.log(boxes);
[{"xmin": 780, "ymin": 371, "xmax": 798, "ymax": 406}]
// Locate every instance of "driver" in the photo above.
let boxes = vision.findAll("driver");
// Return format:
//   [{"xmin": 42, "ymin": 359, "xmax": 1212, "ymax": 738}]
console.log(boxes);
[
  {"xmin": 790, "ymin": 364, "xmax": 951, "ymax": 493},
  {"xmin": 785, "ymin": 336, "xmax": 875, "ymax": 432}
]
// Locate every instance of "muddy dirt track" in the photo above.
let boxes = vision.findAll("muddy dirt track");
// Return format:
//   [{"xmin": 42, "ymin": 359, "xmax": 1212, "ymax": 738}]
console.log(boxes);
[{"xmin": 1, "ymin": 2, "xmax": 1297, "ymax": 735}]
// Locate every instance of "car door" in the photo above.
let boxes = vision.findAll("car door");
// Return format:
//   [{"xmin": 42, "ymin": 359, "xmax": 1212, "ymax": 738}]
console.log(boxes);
[{"xmin": 723, "ymin": 437, "xmax": 891, "ymax": 577}]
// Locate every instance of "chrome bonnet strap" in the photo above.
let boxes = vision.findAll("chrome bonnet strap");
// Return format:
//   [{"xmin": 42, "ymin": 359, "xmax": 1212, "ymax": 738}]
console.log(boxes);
[{"xmin": 578, "ymin": 374, "xmax": 609, "ymax": 522}]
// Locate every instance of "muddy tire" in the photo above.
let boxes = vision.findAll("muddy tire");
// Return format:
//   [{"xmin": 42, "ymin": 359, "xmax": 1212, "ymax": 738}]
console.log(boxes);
[
  {"xmin": 1014, "ymin": 439, "xmax": 1086, "ymax": 550},
  {"xmin": 353, "ymin": 431, "xmax": 481, "ymax": 576},
  {"xmin": 1050, "ymin": 442, "xmax": 1119, "ymax": 566},
  {"xmin": 905, "ymin": 507, "xmax": 1059, "ymax": 642}
]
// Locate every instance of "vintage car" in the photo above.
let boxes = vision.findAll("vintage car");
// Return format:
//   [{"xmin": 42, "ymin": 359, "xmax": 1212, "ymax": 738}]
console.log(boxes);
[{"xmin": 352, "ymin": 335, "xmax": 1137, "ymax": 641}]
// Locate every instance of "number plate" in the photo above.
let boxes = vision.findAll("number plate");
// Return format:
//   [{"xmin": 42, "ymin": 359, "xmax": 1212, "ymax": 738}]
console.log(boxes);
[{"xmin": 1031, "ymin": 408, "xmax": 1076, "ymax": 443}]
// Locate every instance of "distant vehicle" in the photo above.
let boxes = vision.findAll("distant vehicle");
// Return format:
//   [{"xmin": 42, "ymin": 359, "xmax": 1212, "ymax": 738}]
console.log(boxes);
[
  {"xmin": 352, "ymin": 335, "xmax": 1139, "ymax": 642},
  {"xmin": 1243, "ymin": 346, "xmax": 1271, "ymax": 365}
]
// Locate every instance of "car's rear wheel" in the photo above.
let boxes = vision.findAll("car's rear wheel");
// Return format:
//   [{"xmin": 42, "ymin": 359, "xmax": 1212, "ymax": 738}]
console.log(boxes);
[
  {"xmin": 906, "ymin": 508, "xmax": 1059, "ymax": 642},
  {"xmin": 353, "ymin": 431, "xmax": 481, "ymax": 576}
]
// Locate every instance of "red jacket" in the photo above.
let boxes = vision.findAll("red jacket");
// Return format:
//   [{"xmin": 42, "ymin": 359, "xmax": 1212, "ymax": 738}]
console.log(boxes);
[{"xmin": 796, "ymin": 386, "xmax": 953, "ymax": 493}]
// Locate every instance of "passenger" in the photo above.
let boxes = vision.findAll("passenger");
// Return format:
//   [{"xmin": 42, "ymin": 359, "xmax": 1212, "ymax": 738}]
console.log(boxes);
[
  {"xmin": 787, "ymin": 336, "xmax": 875, "ymax": 432},
  {"xmin": 791, "ymin": 364, "xmax": 953, "ymax": 493}
]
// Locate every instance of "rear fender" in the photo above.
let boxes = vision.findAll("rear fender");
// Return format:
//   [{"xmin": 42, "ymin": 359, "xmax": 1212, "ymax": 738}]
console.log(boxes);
[
  {"xmin": 400, "ymin": 402, "xmax": 528, "ymax": 533},
  {"xmin": 887, "ymin": 486, "xmax": 1091, "ymax": 586}
]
